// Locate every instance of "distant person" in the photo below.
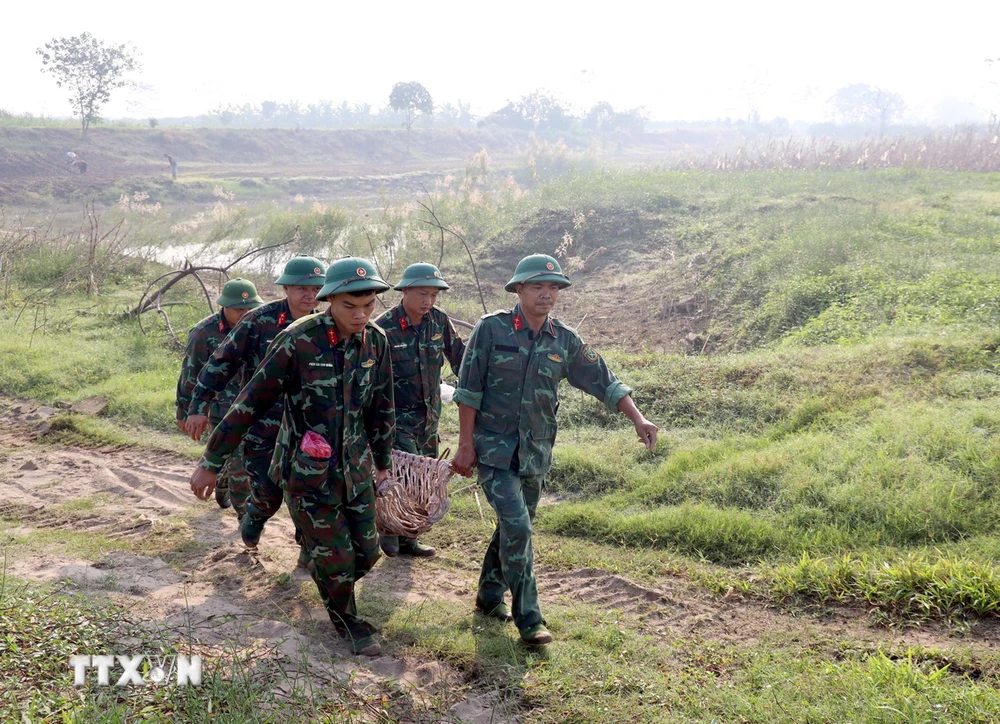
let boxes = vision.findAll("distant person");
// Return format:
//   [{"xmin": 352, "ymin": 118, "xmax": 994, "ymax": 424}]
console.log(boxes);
[
  {"xmin": 72, "ymin": 160, "xmax": 88, "ymax": 175},
  {"xmin": 65, "ymin": 151, "xmax": 77, "ymax": 164},
  {"xmin": 164, "ymin": 153, "xmax": 178, "ymax": 180}
]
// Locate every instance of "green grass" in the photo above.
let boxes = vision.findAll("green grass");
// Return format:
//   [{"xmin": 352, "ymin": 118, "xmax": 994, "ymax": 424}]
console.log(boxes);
[
  {"xmin": 0, "ymin": 576, "xmax": 438, "ymax": 723},
  {"xmin": 357, "ymin": 586, "xmax": 1000, "ymax": 723}
]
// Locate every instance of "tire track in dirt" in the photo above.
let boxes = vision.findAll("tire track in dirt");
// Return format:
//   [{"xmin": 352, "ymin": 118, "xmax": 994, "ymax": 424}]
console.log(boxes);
[{"xmin": 371, "ymin": 544, "xmax": 1000, "ymax": 663}]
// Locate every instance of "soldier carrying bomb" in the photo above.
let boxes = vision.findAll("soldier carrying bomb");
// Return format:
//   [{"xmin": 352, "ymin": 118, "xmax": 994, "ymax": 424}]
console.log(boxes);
[
  {"xmin": 175, "ymin": 278, "xmax": 264, "ymax": 508},
  {"xmin": 451, "ymin": 254, "xmax": 658, "ymax": 646},
  {"xmin": 189, "ymin": 257, "xmax": 395, "ymax": 656},
  {"xmin": 374, "ymin": 262, "xmax": 465, "ymax": 558}
]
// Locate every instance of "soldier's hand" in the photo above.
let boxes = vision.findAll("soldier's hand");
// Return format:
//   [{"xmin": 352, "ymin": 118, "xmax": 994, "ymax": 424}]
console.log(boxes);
[
  {"xmin": 184, "ymin": 415, "xmax": 210, "ymax": 441},
  {"xmin": 633, "ymin": 418, "xmax": 659, "ymax": 451},
  {"xmin": 450, "ymin": 444, "xmax": 477, "ymax": 478},
  {"xmin": 189, "ymin": 466, "xmax": 218, "ymax": 501},
  {"xmin": 374, "ymin": 468, "xmax": 391, "ymax": 496},
  {"xmin": 175, "ymin": 420, "xmax": 186, "ymax": 432}
]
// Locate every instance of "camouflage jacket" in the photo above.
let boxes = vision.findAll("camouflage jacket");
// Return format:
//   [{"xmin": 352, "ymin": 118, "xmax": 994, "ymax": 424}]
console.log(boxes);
[
  {"xmin": 374, "ymin": 304, "xmax": 465, "ymax": 438},
  {"xmin": 188, "ymin": 299, "xmax": 308, "ymax": 447},
  {"xmin": 454, "ymin": 303, "xmax": 631, "ymax": 476},
  {"xmin": 175, "ymin": 311, "xmax": 242, "ymax": 426},
  {"xmin": 201, "ymin": 313, "xmax": 396, "ymax": 505}
]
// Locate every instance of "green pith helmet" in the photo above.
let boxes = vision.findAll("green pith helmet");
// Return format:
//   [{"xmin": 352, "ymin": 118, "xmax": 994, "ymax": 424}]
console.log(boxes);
[
  {"xmin": 317, "ymin": 256, "xmax": 391, "ymax": 299},
  {"xmin": 504, "ymin": 254, "xmax": 572, "ymax": 293},
  {"xmin": 393, "ymin": 262, "xmax": 450, "ymax": 290},
  {"xmin": 216, "ymin": 278, "xmax": 264, "ymax": 309},
  {"xmin": 274, "ymin": 254, "xmax": 327, "ymax": 286}
]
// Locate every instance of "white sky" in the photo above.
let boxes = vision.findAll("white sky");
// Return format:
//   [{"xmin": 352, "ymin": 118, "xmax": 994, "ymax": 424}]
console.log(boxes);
[{"xmin": 4, "ymin": 0, "xmax": 998, "ymax": 123}]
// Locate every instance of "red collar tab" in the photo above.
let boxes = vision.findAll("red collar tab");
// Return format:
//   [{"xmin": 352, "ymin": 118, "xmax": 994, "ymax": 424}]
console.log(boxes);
[
  {"xmin": 278, "ymin": 312, "xmax": 288, "ymax": 326},
  {"xmin": 362, "ymin": 328, "xmax": 367, "ymax": 345},
  {"xmin": 513, "ymin": 315, "xmax": 524, "ymax": 331},
  {"xmin": 547, "ymin": 319, "xmax": 555, "ymax": 336},
  {"xmin": 327, "ymin": 327, "xmax": 339, "ymax": 346},
  {"xmin": 218, "ymin": 319, "xmax": 226, "ymax": 333},
  {"xmin": 400, "ymin": 315, "xmax": 410, "ymax": 331}
]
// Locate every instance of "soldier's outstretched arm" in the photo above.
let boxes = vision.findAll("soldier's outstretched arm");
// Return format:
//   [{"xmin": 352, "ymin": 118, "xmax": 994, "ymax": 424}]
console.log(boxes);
[
  {"xmin": 617, "ymin": 395, "xmax": 658, "ymax": 450},
  {"xmin": 189, "ymin": 334, "xmax": 293, "ymax": 500},
  {"xmin": 186, "ymin": 317, "xmax": 257, "ymax": 438},
  {"xmin": 452, "ymin": 403, "xmax": 478, "ymax": 477},
  {"xmin": 566, "ymin": 337, "xmax": 657, "ymax": 450},
  {"xmin": 451, "ymin": 318, "xmax": 490, "ymax": 477}
]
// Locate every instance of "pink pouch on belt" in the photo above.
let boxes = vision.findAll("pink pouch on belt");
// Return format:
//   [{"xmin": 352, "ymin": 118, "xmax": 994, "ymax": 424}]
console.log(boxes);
[{"xmin": 301, "ymin": 431, "xmax": 332, "ymax": 458}]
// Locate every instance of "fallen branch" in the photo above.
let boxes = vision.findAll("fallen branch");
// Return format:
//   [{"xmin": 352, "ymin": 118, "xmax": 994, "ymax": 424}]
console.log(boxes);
[{"xmin": 124, "ymin": 235, "xmax": 297, "ymax": 320}]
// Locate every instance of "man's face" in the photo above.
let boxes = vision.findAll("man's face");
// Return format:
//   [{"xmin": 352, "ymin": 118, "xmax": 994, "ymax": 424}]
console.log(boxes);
[
  {"xmin": 400, "ymin": 286, "xmax": 440, "ymax": 321},
  {"xmin": 283, "ymin": 285, "xmax": 319, "ymax": 315},
  {"xmin": 222, "ymin": 306, "xmax": 252, "ymax": 327},
  {"xmin": 516, "ymin": 281, "xmax": 561, "ymax": 317},
  {"xmin": 328, "ymin": 292, "xmax": 378, "ymax": 334}
]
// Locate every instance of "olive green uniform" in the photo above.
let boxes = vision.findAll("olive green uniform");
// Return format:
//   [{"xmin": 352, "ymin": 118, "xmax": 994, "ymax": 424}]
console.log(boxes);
[{"xmin": 454, "ymin": 304, "xmax": 631, "ymax": 632}]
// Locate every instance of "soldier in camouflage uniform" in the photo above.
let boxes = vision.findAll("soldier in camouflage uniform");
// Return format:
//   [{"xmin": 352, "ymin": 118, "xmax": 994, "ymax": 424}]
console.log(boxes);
[
  {"xmin": 452, "ymin": 254, "xmax": 658, "ymax": 645},
  {"xmin": 185, "ymin": 255, "xmax": 325, "ymax": 559},
  {"xmin": 189, "ymin": 256, "xmax": 394, "ymax": 656},
  {"xmin": 176, "ymin": 278, "xmax": 264, "ymax": 509},
  {"xmin": 374, "ymin": 262, "xmax": 465, "ymax": 558}
]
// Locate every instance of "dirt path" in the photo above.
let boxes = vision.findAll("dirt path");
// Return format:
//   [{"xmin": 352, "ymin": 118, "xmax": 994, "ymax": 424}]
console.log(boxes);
[{"xmin": 2, "ymin": 398, "xmax": 998, "ymax": 719}]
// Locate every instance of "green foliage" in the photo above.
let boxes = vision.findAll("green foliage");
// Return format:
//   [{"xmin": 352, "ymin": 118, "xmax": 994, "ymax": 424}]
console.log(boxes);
[
  {"xmin": 0, "ymin": 579, "xmax": 126, "ymax": 719},
  {"xmin": 255, "ymin": 206, "xmax": 351, "ymax": 259},
  {"xmin": 769, "ymin": 552, "xmax": 1000, "ymax": 620},
  {"xmin": 36, "ymin": 32, "xmax": 141, "ymax": 135},
  {"xmin": 542, "ymin": 501, "xmax": 786, "ymax": 563},
  {"xmin": 388, "ymin": 81, "xmax": 433, "ymax": 135}
]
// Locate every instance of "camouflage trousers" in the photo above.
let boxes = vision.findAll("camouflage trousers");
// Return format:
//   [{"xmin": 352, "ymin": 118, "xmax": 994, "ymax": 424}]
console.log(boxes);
[
  {"xmin": 286, "ymin": 484, "xmax": 380, "ymax": 632},
  {"xmin": 394, "ymin": 419, "xmax": 438, "ymax": 458},
  {"xmin": 224, "ymin": 441, "xmax": 250, "ymax": 516},
  {"xmin": 209, "ymin": 416, "xmax": 239, "ymax": 510},
  {"xmin": 381, "ymin": 424, "xmax": 437, "ymax": 545},
  {"xmin": 238, "ymin": 438, "xmax": 286, "ymax": 523},
  {"xmin": 476, "ymin": 464, "xmax": 544, "ymax": 632}
]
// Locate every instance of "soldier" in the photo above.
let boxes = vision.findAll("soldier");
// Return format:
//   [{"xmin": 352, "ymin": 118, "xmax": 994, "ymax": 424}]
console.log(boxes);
[
  {"xmin": 189, "ymin": 257, "xmax": 395, "ymax": 656},
  {"xmin": 451, "ymin": 254, "xmax": 658, "ymax": 646},
  {"xmin": 374, "ymin": 262, "xmax": 465, "ymax": 558},
  {"xmin": 175, "ymin": 278, "xmax": 263, "ymax": 508},
  {"xmin": 185, "ymin": 255, "xmax": 325, "ymax": 562}
]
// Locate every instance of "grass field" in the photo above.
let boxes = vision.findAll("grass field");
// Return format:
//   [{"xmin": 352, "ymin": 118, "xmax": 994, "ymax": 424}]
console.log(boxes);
[{"xmin": 4, "ymin": 165, "xmax": 1000, "ymax": 721}]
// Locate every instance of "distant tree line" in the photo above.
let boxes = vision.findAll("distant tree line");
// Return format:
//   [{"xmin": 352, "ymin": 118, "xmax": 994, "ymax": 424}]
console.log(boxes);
[
  {"xmin": 194, "ymin": 88, "xmax": 645, "ymax": 138},
  {"xmin": 29, "ymin": 32, "xmax": 994, "ymax": 139}
]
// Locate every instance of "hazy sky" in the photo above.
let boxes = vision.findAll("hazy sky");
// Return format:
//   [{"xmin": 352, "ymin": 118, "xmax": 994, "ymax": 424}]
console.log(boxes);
[{"xmin": 5, "ymin": 0, "xmax": 998, "ymax": 123}]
